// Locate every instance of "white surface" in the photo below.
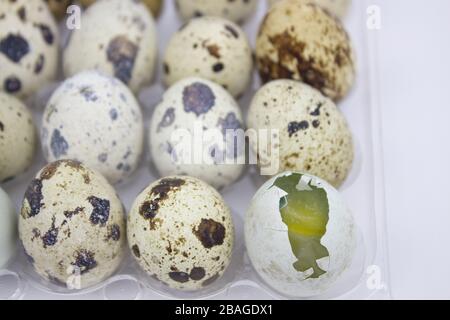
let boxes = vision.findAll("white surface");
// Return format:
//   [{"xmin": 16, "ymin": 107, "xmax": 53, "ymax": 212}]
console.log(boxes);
[{"xmin": 377, "ymin": 0, "xmax": 450, "ymax": 300}]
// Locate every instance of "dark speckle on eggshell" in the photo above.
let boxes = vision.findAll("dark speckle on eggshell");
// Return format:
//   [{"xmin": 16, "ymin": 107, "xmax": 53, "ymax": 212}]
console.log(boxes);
[
  {"xmin": 23, "ymin": 179, "xmax": 44, "ymax": 218},
  {"xmin": 182, "ymin": 82, "xmax": 216, "ymax": 117},
  {"xmin": 189, "ymin": 267, "xmax": 206, "ymax": 281},
  {"xmin": 139, "ymin": 178, "xmax": 186, "ymax": 223},
  {"xmin": 132, "ymin": 244, "xmax": 141, "ymax": 258},
  {"xmin": 72, "ymin": 250, "xmax": 97, "ymax": 275},
  {"xmin": 169, "ymin": 271, "xmax": 190, "ymax": 283},
  {"xmin": 107, "ymin": 224, "xmax": 121, "ymax": 241},
  {"xmin": 0, "ymin": 34, "xmax": 30, "ymax": 63},
  {"xmin": 193, "ymin": 219, "xmax": 226, "ymax": 249},
  {"xmin": 4, "ymin": 77, "xmax": 21, "ymax": 93},
  {"xmin": 50, "ymin": 129, "xmax": 69, "ymax": 158},
  {"xmin": 88, "ymin": 196, "xmax": 110, "ymax": 226},
  {"xmin": 35, "ymin": 23, "xmax": 54, "ymax": 45},
  {"xmin": 107, "ymin": 36, "xmax": 138, "ymax": 85}
]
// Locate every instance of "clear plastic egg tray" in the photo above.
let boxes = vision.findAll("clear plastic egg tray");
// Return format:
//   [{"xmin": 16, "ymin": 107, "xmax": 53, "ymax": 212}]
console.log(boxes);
[{"xmin": 0, "ymin": 0, "xmax": 391, "ymax": 300}]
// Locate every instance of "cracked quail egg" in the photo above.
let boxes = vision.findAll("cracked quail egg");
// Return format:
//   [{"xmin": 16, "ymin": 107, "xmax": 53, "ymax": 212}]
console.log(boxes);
[
  {"xmin": 63, "ymin": 0, "xmax": 158, "ymax": 93},
  {"xmin": 163, "ymin": 17, "xmax": 253, "ymax": 98},
  {"xmin": 19, "ymin": 160, "xmax": 126, "ymax": 289},
  {"xmin": 247, "ymin": 80, "xmax": 353, "ymax": 188},
  {"xmin": 268, "ymin": 0, "xmax": 351, "ymax": 20},
  {"xmin": 0, "ymin": 0, "xmax": 59, "ymax": 98},
  {"xmin": 43, "ymin": 0, "xmax": 73, "ymax": 20},
  {"xmin": 128, "ymin": 176, "xmax": 234, "ymax": 291},
  {"xmin": 256, "ymin": 0, "xmax": 355, "ymax": 101},
  {"xmin": 175, "ymin": 0, "xmax": 257, "ymax": 24},
  {"xmin": 245, "ymin": 171, "xmax": 356, "ymax": 298},
  {"xmin": 79, "ymin": 0, "xmax": 164, "ymax": 18},
  {"xmin": 0, "ymin": 187, "xmax": 17, "ymax": 269},
  {"xmin": 150, "ymin": 77, "xmax": 245, "ymax": 190},
  {"xmin": 41, "ymin": 70, "xmax": 144, "ymax": 185},
  {"xmin": 0, "ymin": 92, "xmax": 37, "ymax": 183}
]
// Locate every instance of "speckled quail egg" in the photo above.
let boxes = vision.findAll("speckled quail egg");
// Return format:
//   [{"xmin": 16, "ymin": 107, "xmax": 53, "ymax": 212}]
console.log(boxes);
[
  {"xmin": 79, "ymin": 0, "xmax": 164, "ymax": 18},
  {"xmin": 0, "ymin": 0, "xmax": 59, "ymax": 98},
  {"xmin": 150, "ymin": 77, "xmax": 245, "ymax": 190},
  {"xmin": 163, "ymin": 17, "xmax": 253, "ymax": 98},
  {"xmin": 41, "ymin": 70, "xmax": 144, "ymax": 185},
  {"xmin": 19, "ymin": 160, "xmax": 126, "ymax": 289},
  {"xmin": 128, "ymin": 176, "xmax": 234, "ymax": 291},
  {"xmin": 245, "ymin": 171, "xmax": 356, "ymax": 298},
  {"xmin": 0, "ymin": 187, "xmax": 17, "ymax": 269},
  {"xmin": 247, "ymin": 80, "xmax": 353, "ymax": 188},
  {"xmin": 0, "ymin": 92, "xmax": 36, "ymax": 183},
  {"xmin": 268, "ymin": 0, "xmax": 351, "ymax": 20},
  {"xmin": 256, "ymin": 0, "xmax": 355, "ymax": 101},
  {"xmin": 175, "ymin": 0, "xmax": 257, "ymax": 24},
  {"xmin": 44, "ymin": 0, "xmax": 73, "ymax": 20},
  {"xmin": 63, "ymin": 0, "xmax": 158, "ymax": 93}
]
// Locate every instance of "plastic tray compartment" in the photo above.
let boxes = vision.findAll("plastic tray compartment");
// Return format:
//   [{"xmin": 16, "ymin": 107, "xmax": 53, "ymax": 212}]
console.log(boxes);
[{"xmin": 0, "ymin": 0, "xmax": 390, "ymax": 300}]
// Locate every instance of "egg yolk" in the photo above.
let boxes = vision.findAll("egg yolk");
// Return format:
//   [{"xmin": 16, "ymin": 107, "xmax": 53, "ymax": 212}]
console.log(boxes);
[{"xmin": 271, "ymin": 173, "xmax": 330, "ymax": 279}]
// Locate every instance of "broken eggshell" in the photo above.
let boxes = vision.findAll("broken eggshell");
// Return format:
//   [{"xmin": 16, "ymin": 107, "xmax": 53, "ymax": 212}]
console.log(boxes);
[
  {"xmin": 18, "ymin": 160, "xmax": 126, "ymax": 290},
  {"xmin": 127, "ymin": 176, "xmax": 234, "ymax": 291},
  {"xmin": 245, "ymin": 171, "xmax": 356, "ymax": 298}
]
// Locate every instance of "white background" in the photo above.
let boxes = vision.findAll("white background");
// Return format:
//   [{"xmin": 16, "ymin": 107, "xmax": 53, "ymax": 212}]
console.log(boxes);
[{"xmin": 377, "ymin": 0, "xmax": 450, "ymax": 299}]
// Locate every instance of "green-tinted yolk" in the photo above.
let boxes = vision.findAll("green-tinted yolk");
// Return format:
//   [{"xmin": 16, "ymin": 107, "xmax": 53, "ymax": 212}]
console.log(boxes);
[{"xmin": 271, "ymin": 173, "xmax": 330, "ymax": 279}]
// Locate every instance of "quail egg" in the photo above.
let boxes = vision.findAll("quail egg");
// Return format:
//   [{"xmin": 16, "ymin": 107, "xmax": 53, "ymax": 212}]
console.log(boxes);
[
  {"xmin": 0, "ymin": 0, "xmax": 59, "ymax": 98},
  {"xmin": 247, "ymin": 80, "xmax": 353, "ymax": 188},
  {"xmin": 256, "ymin": 0, "xmax": 355, "ymax": 101},
  {"xmin": 79, "ymin": 0, "xmax": 164, "ymax": 18},
  {"xmin": 245, "ymin": 171, "xmax": 356, "ymax": 298},
  {"xmin": 268, "ymin": 0, "xmax": 351, "ymax": 20},
  {"xmin": 0, "ymin": 187, "xmax": 17, "ymax": 269},
  {"xmin": 163, "ymin": 17, "xmax": 253, "ymax": 98},
  {"xmin": 44, "ymin": 0, "xmax": 73, "ymax": 20},
  {"xmin": 128, "ymin": 176, "xmax": 234, "ymax": 291},
  {"xmin": 0, "ymin": 92, "xmax": 37, "ymax": 183},
  {"xmin": 19, "ymin": 160, "xmax": 126, "ymax": 289},
  {"xmin": 175, "ymin": 0, "xmax": 257, "ymax": 24},
  {"xmin": 41, "ymin": 70, "xmax": 144, "ymax": 185},
  {"xmin": 63, "ymin": 0, "xmax": 158, "ymax": 93},
  {"xmin": 150, "ymin": 77, "xmax": 245, "ymax": 190}
]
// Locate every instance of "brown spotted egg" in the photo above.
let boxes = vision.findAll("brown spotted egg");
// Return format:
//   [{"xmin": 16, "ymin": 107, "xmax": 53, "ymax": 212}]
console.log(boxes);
[
  {"xmin": 247, "ymin": 80, "xmax": 354, "ymax": 188},
  {"xmin": 175, "ymin": 0, "xmax": 257, "ymax": 24},
  {"xmin": 63, "ymin": 0, "xmax": 158, "ymax": 93},
  {"xmin": 256, "ymin": 0, "xmax": 355, "ymax": 101},
  {"xmin": 0, "ymin": 92, "xmax": 37, "ymax": 183},
  {"xmin": 79, "ymin": 0, "xmax": 164, "ymax": 18},
  {"xmin": 163, "ymin": 17, "xmax": 253, "ymax": 98},
  {"xmin": 0, "ymin": 0, "xmax": 59, "ymax": 98},
  {"xmin": 19, "ymin": 160, "xmax": 126, "ymax": 289},
  {"xmin": 268, "ymin": 0, "xmax": 351, "ymax": 20},
  {"xmin": 150, "ymin": 77, "xmax": 245, "ymax": 190},
  {"xmin": 128, "ymin": 176, "xmax": 234, "ymax": 291},
  {"xmin": 41, "ymin": 70, "xmax": 144, "ymax": 185}
]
